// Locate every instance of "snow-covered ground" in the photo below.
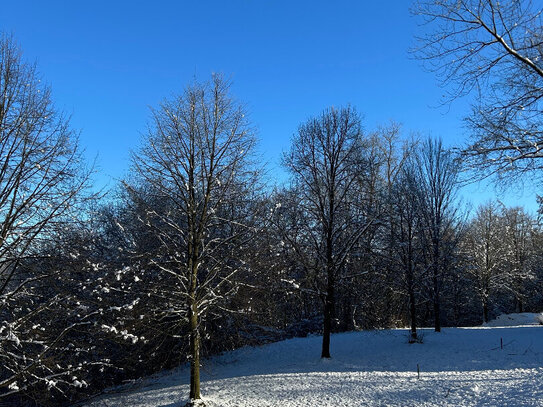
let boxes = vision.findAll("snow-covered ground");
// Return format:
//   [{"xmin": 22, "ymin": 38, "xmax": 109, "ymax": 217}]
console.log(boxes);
[
  {"xmin": 483, "ymin": 312, "xmax": 543, "ymax": 327},
  {"xmin": 85, "ymin": 314, "xmax": 543, "ymax": 406}
]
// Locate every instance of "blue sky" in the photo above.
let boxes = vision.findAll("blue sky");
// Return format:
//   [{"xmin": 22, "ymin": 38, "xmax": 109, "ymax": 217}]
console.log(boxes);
[{"xmin": 0, "ymin": 1, "xmax": 538, "ymax": 211}]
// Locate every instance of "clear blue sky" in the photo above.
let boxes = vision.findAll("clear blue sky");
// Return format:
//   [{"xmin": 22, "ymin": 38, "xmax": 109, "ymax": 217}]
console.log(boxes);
[{"xmin": 0, "ymin": 0, "xmax": 537, "ymax": 212}]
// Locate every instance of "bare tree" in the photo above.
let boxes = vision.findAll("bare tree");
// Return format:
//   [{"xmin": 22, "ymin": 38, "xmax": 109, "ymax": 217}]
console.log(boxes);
[
  {"xmin": 391, "ymin": 164, "xmax": 423, "ymax": 342},
  {"xmin": 501, "ymin": 205, "xmax": 537, "ymax": 312},
  {"xmin": 127, "ymin": 75, "xmax": 261, "ymax": 405},
  {"xmin": 374, "ymin": 125, "xmax": 419, "ymax": 331},
  {"xmin": 281, "ymin": 106, "xmax": 375, "ymax": 358},
  {"xmin": 463, "ymin": 202, "xmax": 508, "ymax": 322},
  {"xmin": 463, "ymin": 202, "xmax": 537, "ymax": 321},
  {"xmin": 414, "ymin": 138, "xmax": 461, "ymax": 332},
  {"xmin": 415, "ymin": 0, "xmax": 543, "ymax": 181},
  {"xmin": 0, "ymin": 34, "xmax": 93, "ymax": 400}
]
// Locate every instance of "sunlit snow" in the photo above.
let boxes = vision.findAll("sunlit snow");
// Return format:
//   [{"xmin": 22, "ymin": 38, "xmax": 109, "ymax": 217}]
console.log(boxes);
[{"xmin": 86, "ymin": 313, "xmax": 543, "ymax": 406}]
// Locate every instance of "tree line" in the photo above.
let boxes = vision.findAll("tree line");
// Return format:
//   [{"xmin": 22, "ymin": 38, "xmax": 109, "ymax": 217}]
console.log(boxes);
[{"xmin": 2, "ymin": 1, "xmax": 543, "ymax": 405}]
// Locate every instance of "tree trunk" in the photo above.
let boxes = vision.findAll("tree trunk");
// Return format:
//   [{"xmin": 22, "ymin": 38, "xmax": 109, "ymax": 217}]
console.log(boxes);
[
  {"xmin": 188, "ymin": 246, "xmax": 201, "ymax": 403},
  {"xmin": 407, "ymin": 231, "xmax": 417, "ymax": 342},
  {"xmin": 433, "ymin": 241, "xmax": 441, "ymax": 332},
  {"xmin": 321, "ymin": 269, "xmax": 334, "ymax": 358},
  {"xmin": 189, "ymin": 299, "xmax": 201, "ymax": 401},
  {"xmin": 433, "ymin": 272, "xmax": 441, "ymax": 332},
  {"xmin": 408, "ymin": 282, "xmax": 417, "ymax": 342},
  {"xmin": 516, "ymin": 296, "xmax": 523, "ymax": 313},
  {"xmin": 482, "ymin": 298, "xmax": 489, "ymax": 324}
]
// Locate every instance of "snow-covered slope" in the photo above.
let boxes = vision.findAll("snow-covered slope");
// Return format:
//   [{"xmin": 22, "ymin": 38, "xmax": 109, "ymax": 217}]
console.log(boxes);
[
  {"xmin": 483, "ymin": 312, "xmax": 543, "ymax": 327},
  {"xmin": 85, "ymin": 318, "xmax": 543, "ymax": 406}
]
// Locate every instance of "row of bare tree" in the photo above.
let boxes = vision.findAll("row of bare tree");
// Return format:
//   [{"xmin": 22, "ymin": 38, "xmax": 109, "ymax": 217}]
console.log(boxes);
[{"xmin": 2, "ymin": 1, "xmax": 543, "ymax": 404}]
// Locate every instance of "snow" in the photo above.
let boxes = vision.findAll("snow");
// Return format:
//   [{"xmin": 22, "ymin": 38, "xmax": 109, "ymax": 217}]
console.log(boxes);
[
  {"xmin": 483, "ymin": 312, "xmax": 543, "ymax": 327},
  {"xmin": 85, "ymin": 315, "xmax": 543, "ymax": 407}
]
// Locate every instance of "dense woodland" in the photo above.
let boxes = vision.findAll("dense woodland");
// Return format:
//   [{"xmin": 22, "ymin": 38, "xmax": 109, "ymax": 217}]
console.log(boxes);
[{"xmin": 2, "ymin": 0, "xmax": 543, "ymax": 406}]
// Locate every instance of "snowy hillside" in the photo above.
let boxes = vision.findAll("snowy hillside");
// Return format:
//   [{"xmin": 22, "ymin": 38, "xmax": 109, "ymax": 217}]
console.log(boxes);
[
  {"xmin": 483, "ymin": 312, "xmax": 543, "ymax": 327},
  {"xmin": 85, "ymin": 319, "xmax": 543, "ymax": 406}
]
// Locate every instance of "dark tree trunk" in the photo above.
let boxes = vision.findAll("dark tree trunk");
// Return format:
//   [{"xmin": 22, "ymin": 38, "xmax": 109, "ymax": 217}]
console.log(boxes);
[
  {"xmin": 516, "ymin": 298, "xmax": 523, "ymax": 313},
  {"xmin": 321, "ymin": 270, "xmax": 334, "ymax": 358},
  {"xmin": 322, "ymin": 184, "xmax": 336, "ymax": 359},
  {"xmin": 482, "ymin": 299, "xmax": 489, "ymax": 324},
  {"xmin": 433, "ymin": 239, "xmax": 441, "ymax": 332},
  {"xmin": 409, "ymin": 292, "xmax": 417, "ymax": 342},
  {"xmin": 188, "ymin": 245, "xmax": 202, "ymax": 403},
  {"xmin": 407, "ymin": 228, "xmax": 417, "ymax": 342},
  {"xmin": 433, "ymin": 272, "xmax": 441, "ymax": 332},
  {"xmin": 408, "ymin": 277, "xmax": 417, "ymax": 342},
  {"xmin": 189, "ymin": 300, "xmax": 201, "ymax": 401}
]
